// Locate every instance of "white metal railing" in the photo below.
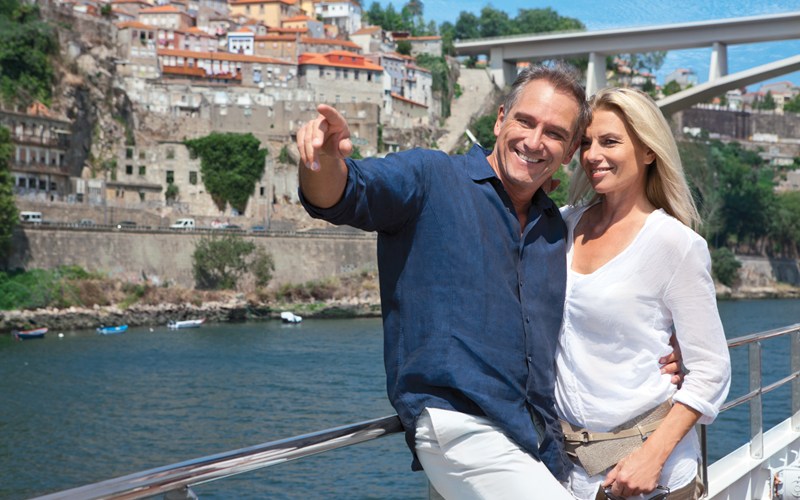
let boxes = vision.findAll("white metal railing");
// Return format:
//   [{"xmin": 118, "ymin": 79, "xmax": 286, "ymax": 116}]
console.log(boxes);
[{"xmin": 28, "ymin": 323, "xmax": 800, "ymax": 500}]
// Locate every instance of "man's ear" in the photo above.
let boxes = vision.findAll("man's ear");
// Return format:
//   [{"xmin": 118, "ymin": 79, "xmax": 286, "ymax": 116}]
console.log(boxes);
[
  {"xmin": 564, "ymin": 137, "xmax": 581, "ymax": 164},
  {"xmin": 494, "ymin": 105, "xmax": 506, "ymax": 137}
]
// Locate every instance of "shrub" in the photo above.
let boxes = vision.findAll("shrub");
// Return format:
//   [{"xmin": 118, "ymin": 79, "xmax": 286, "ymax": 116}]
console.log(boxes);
[{"xmin": 711, "ymin": 247, "xmax": 741, "ymax": 287}]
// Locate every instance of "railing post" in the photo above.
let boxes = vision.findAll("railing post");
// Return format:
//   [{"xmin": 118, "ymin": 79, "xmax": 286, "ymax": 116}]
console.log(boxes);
[
  {"xmin": 749, "ymin": 341, "xmax": 763, "ymax": 459},
  {"xmin": 792, "ymin": 330, "xmax": 800, "ymax": 431},
  {"xmin": 699, "ymin": 424, "xmax": 709, "ymax": 497}
]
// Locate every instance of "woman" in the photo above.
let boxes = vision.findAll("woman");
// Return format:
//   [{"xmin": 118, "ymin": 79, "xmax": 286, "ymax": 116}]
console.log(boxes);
[{"xmin": 555, "ymin": 87, "xmax": 731, "ymax": 499}]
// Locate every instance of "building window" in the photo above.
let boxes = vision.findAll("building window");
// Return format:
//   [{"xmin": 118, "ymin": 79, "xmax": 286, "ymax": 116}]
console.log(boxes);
[
  {"xmin": 166, "ymin": 147, "xmax": 175, "ymax": 159},
  {"xmin": 166, "ymin": 170, "xmax": 174, "ymax": 183},
  {"xmin": 126, "ymin": 148, "xmax": 134, "ymax": 159},
  {"xmin": 139, "ymin": 151, "xmax": 146, "ymax": 160},
  {"xmin": 126, "ymin": 164, "xmax": 133, "ymax": 175},
  {"xmin": 139, "ymin": 191, "xmax": 145, "ymax": 202},
  {"xmin": 139, "ymin": 165, "xmax": 146, "ymax": 175},
  {"xmin": 189, "ymin": 171, "xmax": 197, "ymax": 185}
]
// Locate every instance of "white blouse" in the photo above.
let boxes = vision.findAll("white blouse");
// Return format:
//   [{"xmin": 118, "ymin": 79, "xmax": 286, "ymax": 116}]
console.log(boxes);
[{"xmin": 555, "ymin": 205, "xmax": 731, "ymax": 498}]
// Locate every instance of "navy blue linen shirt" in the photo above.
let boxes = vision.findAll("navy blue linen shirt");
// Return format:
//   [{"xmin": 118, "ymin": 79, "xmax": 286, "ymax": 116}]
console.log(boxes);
[{"xmin": 300, "ymin": 144, "xmax": 571, "ymax": 479}]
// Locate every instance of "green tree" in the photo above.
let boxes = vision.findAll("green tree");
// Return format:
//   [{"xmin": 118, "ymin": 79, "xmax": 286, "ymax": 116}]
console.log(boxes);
[
  {"xmin": 477, "ymin": 6, "xmax": 512, "ymax": 38},
  {"xmin": 512, "ymin": 7, "xmax": 584, "ymax": 34},
  {"xmin": 768, "ymin": 191, "xmax": 800, "ymax": 258},
  {"xmin": 711, "ymin": 248, "xmax": 741, "ymax": 287},
  {"xmin": 755, "ymin": 90, "xmax": 776, "ymax": 111},
  {"xmin": 471, "ymin": 113, "xmax": 497, "ymax": 149},
  {"xmin": 439, "ymin": 21, "xmax": 455, "ymax": 55},
  {"xmin": 165, "ymin": 182, "xmax": 179, "ymax": 203},
  {"xmin": 192, "ymin": 233, "xmax": 256, "ymax": 290},
  {"xmin": 184, "ymin": 133, "xmax": 268, "ymax": 213},
  {"xmin": 454, "ymin": 11, "xmax": 480, "ymax": 40},
  {"xmin": 0, "ymin": 126, "xmax": 17, "ymax": 261},
  {"xmin": 396, "ymin": 39, "xmax": 412, "ymax": 55},
  {"xmin": 278, "ymin": 144, "xmax": 291, "ymax": 164},
  {"xmin": 0, "ymin": 0, "xmax": 57, "ymax": 105},
  {"xmin": 784, "ymin": 94, "xmax": 800, "ymax": 113},
  {"xmin": 252, "ymin": 247, "xmax": 275, "ymax": 288},
  {"xmin": 364, "ymin": 1, "xmax": 384, "ymax": 25},
  {"xmin": 662, "ymin": 80, "xmax": 682, "ymax": 96}
]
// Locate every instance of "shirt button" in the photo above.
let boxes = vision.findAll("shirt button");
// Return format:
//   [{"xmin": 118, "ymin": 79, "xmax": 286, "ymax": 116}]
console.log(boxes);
[
  {"xmin": 525, "ymin": 317, "xmax": 531, "ymax": 323},
  {"xmin": 527, "ymin": 356, "xmax": 533, "ymax": 363}
]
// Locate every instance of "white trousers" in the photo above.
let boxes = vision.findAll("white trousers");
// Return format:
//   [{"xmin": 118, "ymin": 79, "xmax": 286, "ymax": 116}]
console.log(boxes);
[{"xmin": 415, "ymin": 407, "xmax": 574, "ymax": 500}]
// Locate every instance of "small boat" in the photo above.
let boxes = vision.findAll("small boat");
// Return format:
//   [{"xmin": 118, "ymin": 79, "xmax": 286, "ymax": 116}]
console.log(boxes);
[
  {"xmin": 96, "ymin": 325, "xmax": 128, "ymax": 335},
  {"xmin": 13, "ymin": 327, "xmax": 48, "ymax": 340},
  {"xmin": 167, "ymin": 318, "xmax": 206, "ymax": 329},
  {"xmin": 280, "ymin": 311, "xmax": 303, "ymax": 324}
]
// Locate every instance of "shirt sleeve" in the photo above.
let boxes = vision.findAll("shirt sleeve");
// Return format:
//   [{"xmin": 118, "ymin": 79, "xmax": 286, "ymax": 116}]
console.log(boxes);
[
  {"xmin": 664, "ymin": 234, "xmax": 731, "ymax": 424},
  {"xmin": 299, "ymin": 149, "xmax": 432, "ymax": 234}
]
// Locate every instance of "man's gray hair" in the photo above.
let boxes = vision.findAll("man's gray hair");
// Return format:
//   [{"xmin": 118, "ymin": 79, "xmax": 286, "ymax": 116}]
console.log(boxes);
[{"xmin": 502, "ymin": 62, "xmax": 591, "ymax": 145}]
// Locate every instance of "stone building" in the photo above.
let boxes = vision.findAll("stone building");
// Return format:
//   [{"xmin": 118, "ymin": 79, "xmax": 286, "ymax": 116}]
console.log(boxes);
[
  {"xmin": 298, "ymin": 50, "xmax": 383, "ymax": 106},
  {"xmin": 227, "ymin": 0, "xmax": 300, "ymax": 28},
  {"xmin": 137, "ymin": 5, "xmax": 194, "ymax": 30},
  {"xmin": 0, "ymin": 103, "xmax": 73, "ymax": 202},
  {"xmin": 313, "ymin": 0, "xmax": 361, "ymax": 35}
]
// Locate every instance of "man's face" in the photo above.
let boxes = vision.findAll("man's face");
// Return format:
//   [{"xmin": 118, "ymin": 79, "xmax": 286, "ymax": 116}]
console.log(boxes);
[{"xmin": 489, "ymin": 80, "xmax": 580, "ymax": 200}]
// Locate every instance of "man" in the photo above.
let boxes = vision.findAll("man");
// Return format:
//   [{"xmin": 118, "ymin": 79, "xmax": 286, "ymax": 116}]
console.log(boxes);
[{"xmin": 296, "ymin": 62, "xmax": 587, "ymax": 498}]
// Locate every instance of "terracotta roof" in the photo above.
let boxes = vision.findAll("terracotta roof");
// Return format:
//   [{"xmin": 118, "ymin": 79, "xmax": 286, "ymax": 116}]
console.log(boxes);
[
  {"xmin": 161, "ymin": 65, "xmax": 243, "ymax": 81},
  {"xmin": 282, "ymin": 14, "xmax": 312, "ymax": 22},
  {"xmin": 301, "ymin": 37, "xmax": 359, "ymax": 48},
  {"xmin": 229, "ymin": 0, "xmax": 296, "ymax": 5},
  {"xmin": 117, "ymin": 20, "xmax": 157, "ymax": 29},
  {"xmin": 391, "ymin": 92, "xmax": 427, "ymax": 108},
  {"xmin": 298, "ymin": 51, "xmax": 382, "ymax": 71},
  {"xmin": 268, "ymin": 26, "xmax": 307, "ymax": 33},
  {"xmin": 158, "ymin": 48, "xmax": 295, "ymax": 65},
  {"xmin": 111, "ymin": 0, "xmax": 151, "ymax": 5},
  {"xmin": 351, "ymin": 26, "xmax": 380, "ymax": 35},
  {"xmin": 185, "ymin": 27, "xmax": 213, "ymax": 37},
  {"xmin": 254, "ymin": 34, "xmax": 297, "ymax": 41},
  {"xmin": 139, "ymin": 5, "xmax": 185, "ymax": 13},
  {"xmin": 407, "ymin": 64, "xmax": 431, "ymax": 73},
  {"xmin": 406, "ymin": 35, "xmax": 440, "ymax": 41}
]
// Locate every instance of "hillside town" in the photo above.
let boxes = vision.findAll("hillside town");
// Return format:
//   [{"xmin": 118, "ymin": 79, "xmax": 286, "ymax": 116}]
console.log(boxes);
[
  {"xmin": 1, "ymin": 0, "xmax": 454, "ymax": 228},
  {"xmin": 2, "ymin": 0, "xmax": 800, "ymax": 230}
]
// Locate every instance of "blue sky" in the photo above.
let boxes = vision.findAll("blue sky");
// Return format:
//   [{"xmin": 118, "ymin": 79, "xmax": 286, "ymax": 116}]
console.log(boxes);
[{"xmin": 380, "ymin": 0, "xmax": 800, "ymax": 90}]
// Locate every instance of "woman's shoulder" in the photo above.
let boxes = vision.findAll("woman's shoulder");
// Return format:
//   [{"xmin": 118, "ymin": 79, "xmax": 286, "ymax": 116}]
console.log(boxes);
[
  {"xmin": 560, "ymin": 203, "xmax": 592, "ymax": 227},
  {"xmin": 648, "ymin": 209, "xmax": 708, "ymax": 250}
]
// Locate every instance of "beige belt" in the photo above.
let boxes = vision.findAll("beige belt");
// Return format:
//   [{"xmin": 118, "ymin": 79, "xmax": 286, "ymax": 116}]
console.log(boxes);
[{"xmin": 561, "ymin": 418, "xmax": 665, "ymax": 444}]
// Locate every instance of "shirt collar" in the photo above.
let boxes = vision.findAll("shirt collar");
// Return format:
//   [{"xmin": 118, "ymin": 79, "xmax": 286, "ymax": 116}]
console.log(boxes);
[{"xmin": 464, "ymin": 144, "xmax": 559, "ymax": 217}]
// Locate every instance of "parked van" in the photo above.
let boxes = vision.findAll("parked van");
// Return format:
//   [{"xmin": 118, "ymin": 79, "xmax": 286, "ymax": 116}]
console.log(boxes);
[
  {"xmin": 19, "ymin": 211, "xmax": 43, "ymax": 223},
  {"xmin": 170, "ymin": 218, "xmax": 196, "ymax": 229}
]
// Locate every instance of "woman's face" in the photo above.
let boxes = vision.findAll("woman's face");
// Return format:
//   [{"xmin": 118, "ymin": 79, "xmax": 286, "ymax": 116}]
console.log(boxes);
[{"xmin": 579, "ymin": 107, "xmax": 655, "ymax": 197}]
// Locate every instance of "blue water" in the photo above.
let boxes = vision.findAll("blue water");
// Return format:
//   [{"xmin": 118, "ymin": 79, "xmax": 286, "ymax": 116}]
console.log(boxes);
[{"xmin": 1, "ymin": 299, "xmax": 799, "ymax": 499}]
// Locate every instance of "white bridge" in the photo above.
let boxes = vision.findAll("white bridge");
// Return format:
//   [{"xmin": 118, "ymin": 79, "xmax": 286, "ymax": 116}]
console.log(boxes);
[{"xmin": 453, "ymin": 11, "xmax": 800, "ymax": 114}]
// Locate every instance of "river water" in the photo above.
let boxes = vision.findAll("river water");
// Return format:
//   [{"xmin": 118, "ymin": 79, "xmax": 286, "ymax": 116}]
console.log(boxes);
[{"xmin": 1, "ymin": 299, "xmax": 799, "ymax": 499}]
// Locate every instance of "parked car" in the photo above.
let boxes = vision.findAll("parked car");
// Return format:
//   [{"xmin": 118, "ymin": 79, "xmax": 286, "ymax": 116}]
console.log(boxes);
[
  {"xmin": 19, "ymin": 211, "xmax": 43, "ymax": 223},
  {"xmin": 221, "ymin": 224, "xmax": 242, "ymax": 230},
  {"xmin": 77, "ymin": 219, "xmax": 95, "ymax": 226},
  {"xmin": 250, "ymin": 225, "xmax": 267, "ymax": 233},
  {"xmin": 115, "ymin": 221, "xmax": 137, "ymax": 229},
  {"xmin": 170, "ymin": 218, "xmax": 196, "ymax": 230}
]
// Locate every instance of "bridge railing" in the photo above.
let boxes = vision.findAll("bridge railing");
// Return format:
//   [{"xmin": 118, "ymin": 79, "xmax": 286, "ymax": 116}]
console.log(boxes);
[{"xmin": 30, "ymin": 323, "xmax": 800, "ymax": 500}]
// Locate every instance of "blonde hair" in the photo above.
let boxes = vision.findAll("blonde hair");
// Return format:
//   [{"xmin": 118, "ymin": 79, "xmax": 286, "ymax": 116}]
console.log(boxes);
[{"xmin": 568, "ymin": 87, "xmax": 700, "ymax": 228}]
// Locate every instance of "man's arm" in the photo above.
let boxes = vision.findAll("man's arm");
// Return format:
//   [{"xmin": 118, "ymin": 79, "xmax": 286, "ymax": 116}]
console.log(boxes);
[{"xmin": 296, "ymin": 104, "xmax": 352, "ymax": 209}]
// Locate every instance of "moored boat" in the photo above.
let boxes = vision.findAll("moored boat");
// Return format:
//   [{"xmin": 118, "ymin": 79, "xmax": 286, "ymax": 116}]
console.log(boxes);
[
  {"xmin": 280, "ymin": 311, "xmax": 302, "ymax": 324},
  {"xmin": 12, "ymin": 327, "xmax": 48, "ymax": 340},
  {"xmin": 167, "ymin": 318, "xmax": 205, "ymax": 329},
  {"xmin": 96, "ymin": 325, "xmax": 128, "ymax": 335}
]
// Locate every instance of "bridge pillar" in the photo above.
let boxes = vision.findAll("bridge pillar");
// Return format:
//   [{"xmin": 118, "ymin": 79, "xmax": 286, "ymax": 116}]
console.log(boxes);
[
  {"xmin": 709, "ymin": 42, "xmax": 729, "ymax": 81},
  {"xmin": 489, "ymin": 47, "xmax": 516, "ymax": 89},
  {"xmin": 586, "ymin": 52, "xmax": 607, "ymax": 97}
]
